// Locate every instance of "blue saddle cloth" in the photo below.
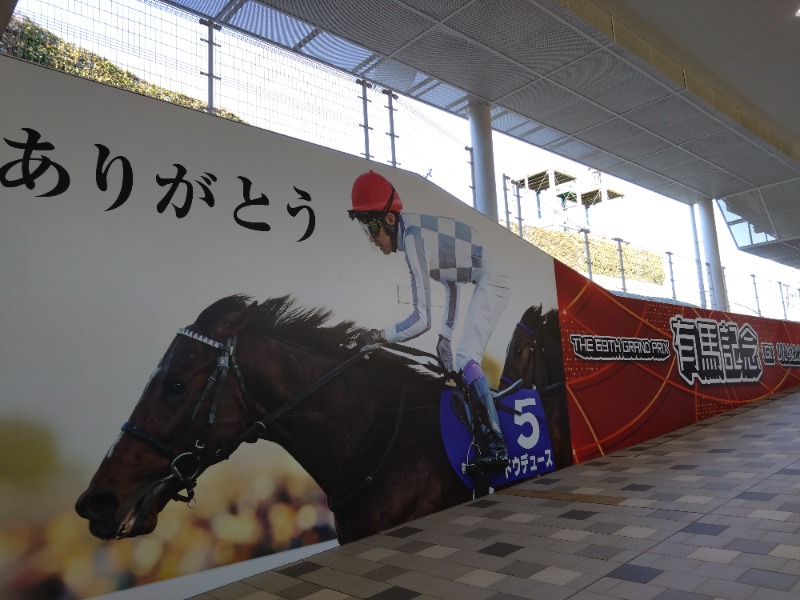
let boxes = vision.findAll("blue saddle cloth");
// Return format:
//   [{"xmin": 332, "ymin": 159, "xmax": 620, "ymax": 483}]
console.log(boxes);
[{"xmin": 439, "ymin": 387, "xmax": 557, "ymax": 490}]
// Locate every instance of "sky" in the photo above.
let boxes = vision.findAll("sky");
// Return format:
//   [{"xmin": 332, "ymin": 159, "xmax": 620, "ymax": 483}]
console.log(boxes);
[{"xmin": 9, "ymin": 0, "xmax": 800, "ymax": 320}]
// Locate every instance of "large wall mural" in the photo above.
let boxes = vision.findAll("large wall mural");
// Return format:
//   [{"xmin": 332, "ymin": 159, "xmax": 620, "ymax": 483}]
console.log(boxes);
[
  {"xmin": 0, "ymin": 57, "xmax": 559, "ymax": 598},
  {"xmin": 3, "ymin": 56, "xmax": 800, "ymax": 600}
]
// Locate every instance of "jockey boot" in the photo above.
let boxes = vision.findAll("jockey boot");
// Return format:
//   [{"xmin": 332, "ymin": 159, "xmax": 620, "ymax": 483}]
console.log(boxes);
[{"xmin": 463, "ymin": 360, "xmax": 509, "ymax": 473}]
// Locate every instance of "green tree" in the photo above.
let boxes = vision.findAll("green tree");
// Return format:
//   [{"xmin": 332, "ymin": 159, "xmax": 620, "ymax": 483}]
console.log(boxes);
[{"xmin": 1, "ymin": 16, "xmax": 244, "ymax": 123}]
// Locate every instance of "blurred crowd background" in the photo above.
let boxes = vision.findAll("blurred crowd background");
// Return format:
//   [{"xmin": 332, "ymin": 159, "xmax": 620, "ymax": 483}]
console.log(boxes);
[{"xmin": 0, "ymin": 420, "xmax": 337, "ymax": 600}]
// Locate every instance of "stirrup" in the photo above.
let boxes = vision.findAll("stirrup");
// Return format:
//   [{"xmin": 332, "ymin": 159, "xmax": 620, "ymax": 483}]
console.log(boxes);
[{"xmin": 465, "ymin": 454, "xmax": 509, "ymax": 475}]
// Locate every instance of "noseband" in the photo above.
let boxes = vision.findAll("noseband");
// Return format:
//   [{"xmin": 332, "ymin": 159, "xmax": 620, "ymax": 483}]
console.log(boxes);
[
  {"xmin": 121, "ymin": 329, "xmax": 252, "ymax": 503},
  {"xmin": 121, "ymin": 328, "xmax": 369, "ymax": 504}
]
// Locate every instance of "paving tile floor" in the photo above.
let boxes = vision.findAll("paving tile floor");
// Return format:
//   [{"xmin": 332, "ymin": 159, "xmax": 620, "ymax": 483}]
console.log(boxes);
[{"xmin": 194, "ymin": 389, "xmax": 800, "ymax": 600}]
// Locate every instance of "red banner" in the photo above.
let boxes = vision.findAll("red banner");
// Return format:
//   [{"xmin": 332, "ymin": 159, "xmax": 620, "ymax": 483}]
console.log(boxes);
[{"xmin": 555, "ymin": 261, "xmax": 800, "ymax": 463}]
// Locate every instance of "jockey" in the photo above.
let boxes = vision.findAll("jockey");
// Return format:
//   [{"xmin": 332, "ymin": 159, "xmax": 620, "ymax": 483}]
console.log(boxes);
[{"xmin": 348, "ymin": 170, "xmax": 511, "ymax": 472}]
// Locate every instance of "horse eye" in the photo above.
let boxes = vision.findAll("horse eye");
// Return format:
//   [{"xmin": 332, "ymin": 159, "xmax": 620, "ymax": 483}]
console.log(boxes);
[{"xmin": 164, "ymin": 380, "xmax": 187, "ymax": 396}]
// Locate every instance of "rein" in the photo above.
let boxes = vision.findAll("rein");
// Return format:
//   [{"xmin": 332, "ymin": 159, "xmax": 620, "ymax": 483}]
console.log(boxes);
[
  {"xmin": 222, "ymin": 349, "xmax": 369, "ymax": 455},
  {"xmin": 121, "ymin": 328, "xmax": 370, "ymax": 504},
  {"xmin": 326, "ymin": 382, "xmax": 408, "ymax": 512},
  {"xmin": 120, "ymin": 329, "xmax": 424, "ymax": 507}
]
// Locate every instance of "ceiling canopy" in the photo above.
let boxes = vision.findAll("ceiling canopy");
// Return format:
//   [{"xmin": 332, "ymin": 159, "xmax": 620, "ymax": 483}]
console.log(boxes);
[{"xmin": 156, "ymin": 0, "xmax": 800, "ymax": 265}]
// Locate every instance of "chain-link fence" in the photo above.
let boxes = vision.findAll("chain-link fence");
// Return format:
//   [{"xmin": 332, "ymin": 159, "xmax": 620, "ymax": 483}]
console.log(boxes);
[
  {"xmin": 4, "ymin": 0, "xmax": 475, "ymax": 202},
  {"xmin": 4, "ymin": 0, "xmax": 799, "ymax": 320}
]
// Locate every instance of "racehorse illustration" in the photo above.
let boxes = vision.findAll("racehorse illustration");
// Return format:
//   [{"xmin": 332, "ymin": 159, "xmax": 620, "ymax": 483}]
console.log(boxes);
[
  {"xmin": 500, "ymin": 305, "xmax": 573, "ymax": 469},
  {"xmin": 75, "ymin": 295, "xmax": 473, "ymax": 544}
]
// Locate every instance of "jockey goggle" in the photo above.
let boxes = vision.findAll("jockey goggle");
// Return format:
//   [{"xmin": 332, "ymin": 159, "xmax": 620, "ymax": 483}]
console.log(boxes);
[{"xmin": 355, "ymin": 214, "xmax": 384, "ymax": 238}]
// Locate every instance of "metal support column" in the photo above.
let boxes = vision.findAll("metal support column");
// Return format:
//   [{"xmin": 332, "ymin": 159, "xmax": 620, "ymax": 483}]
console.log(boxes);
[
  {"xmin": 514, "ymin": 181, "xmax": 523, "ymax": 238},
  {"xmin": 382, "ymin": 89, "xmax": 398, "ymax": 167},
  {"xmin": 356, "ymin": 79, "xmax": 372, "ymax": 160},
  {"xmin": 200, "ymin": 19, "xmax": 221, "ymax": 115},
  {"xmin": 467, "ymin": 101, "xmax": 499, "ymax": 220},
  {"xmin": 697, "ymin": 198, "xmax": 728, "ymax": 311}
]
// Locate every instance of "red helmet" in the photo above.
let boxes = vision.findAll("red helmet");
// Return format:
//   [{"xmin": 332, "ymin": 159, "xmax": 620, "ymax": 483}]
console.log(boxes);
[{"xmin": 350, "ymin": 171, "xmax": 403, "ymax": 214}]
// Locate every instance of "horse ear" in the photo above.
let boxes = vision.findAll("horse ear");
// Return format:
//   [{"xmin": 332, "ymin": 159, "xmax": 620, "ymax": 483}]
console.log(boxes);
[
  {"xmin": 522, "ymin": 304, "xmax": 543, "ymax": 323},
  {"xmin": 215, "ymin": 301, "xmax": 258, "ymax": 337}
]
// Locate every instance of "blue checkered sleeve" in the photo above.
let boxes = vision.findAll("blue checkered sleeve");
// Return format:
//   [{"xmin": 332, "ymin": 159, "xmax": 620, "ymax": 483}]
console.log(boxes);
[{"xmin": 384, "ymin": 213, "xmax": 483, "ymax": 344}]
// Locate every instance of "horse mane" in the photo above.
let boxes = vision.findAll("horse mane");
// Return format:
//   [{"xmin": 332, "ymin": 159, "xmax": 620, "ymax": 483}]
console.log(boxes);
[{"xmin": 195, "ymin": 294, "xmax": 440, "ymax": 385}]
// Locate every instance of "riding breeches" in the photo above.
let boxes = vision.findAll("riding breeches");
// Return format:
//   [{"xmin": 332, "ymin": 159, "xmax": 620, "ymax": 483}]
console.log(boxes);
[{"xmin": 455, "ymin": 255, "xmax": 510, "ymax": 373}]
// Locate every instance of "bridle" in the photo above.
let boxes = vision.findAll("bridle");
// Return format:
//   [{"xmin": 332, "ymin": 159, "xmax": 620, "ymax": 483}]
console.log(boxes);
[
  {"xmin": 500, "ymin": 320, "xmax": 556, "ymax": 392},
  {"xmin": 120, "ymin": 329, "xmax": 258, "ymax": 503},
  {"xmin": 121, "ymin": 328, "xmax": 369, "ymax": 504},
  {"xmin": 120, "ymin": 327, "xmax": 390, "ymax": 508}
]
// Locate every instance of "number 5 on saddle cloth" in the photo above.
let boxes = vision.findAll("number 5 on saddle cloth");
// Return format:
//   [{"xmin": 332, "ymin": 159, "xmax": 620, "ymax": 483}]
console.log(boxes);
[{"xmin": 440, "ymin": 385, "xmax": 556, "ymax": 491}]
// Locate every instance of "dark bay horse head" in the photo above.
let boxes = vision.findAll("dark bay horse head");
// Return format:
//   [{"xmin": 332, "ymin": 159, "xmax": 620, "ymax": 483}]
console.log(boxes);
[
  {"xmin": 501, "ymin": 305, "xmax": 564, "ymax": 390},
  {"xmin": 500, "ymin": 304, "xmax": 572, "ymax": 468},
  {"xmin": 76, "ymin": 295, "xmax": 466, "ymax": 543},
  {"xmin": 75, "ymin": 295, "xmax": 266, "ymax": 539}
]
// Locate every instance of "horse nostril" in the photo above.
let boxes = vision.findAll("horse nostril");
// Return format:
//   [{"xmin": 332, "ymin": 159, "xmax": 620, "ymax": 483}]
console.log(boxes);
[{"xmin": 76, "ymin": 491, "xmax": 119, "ymax": 521}]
